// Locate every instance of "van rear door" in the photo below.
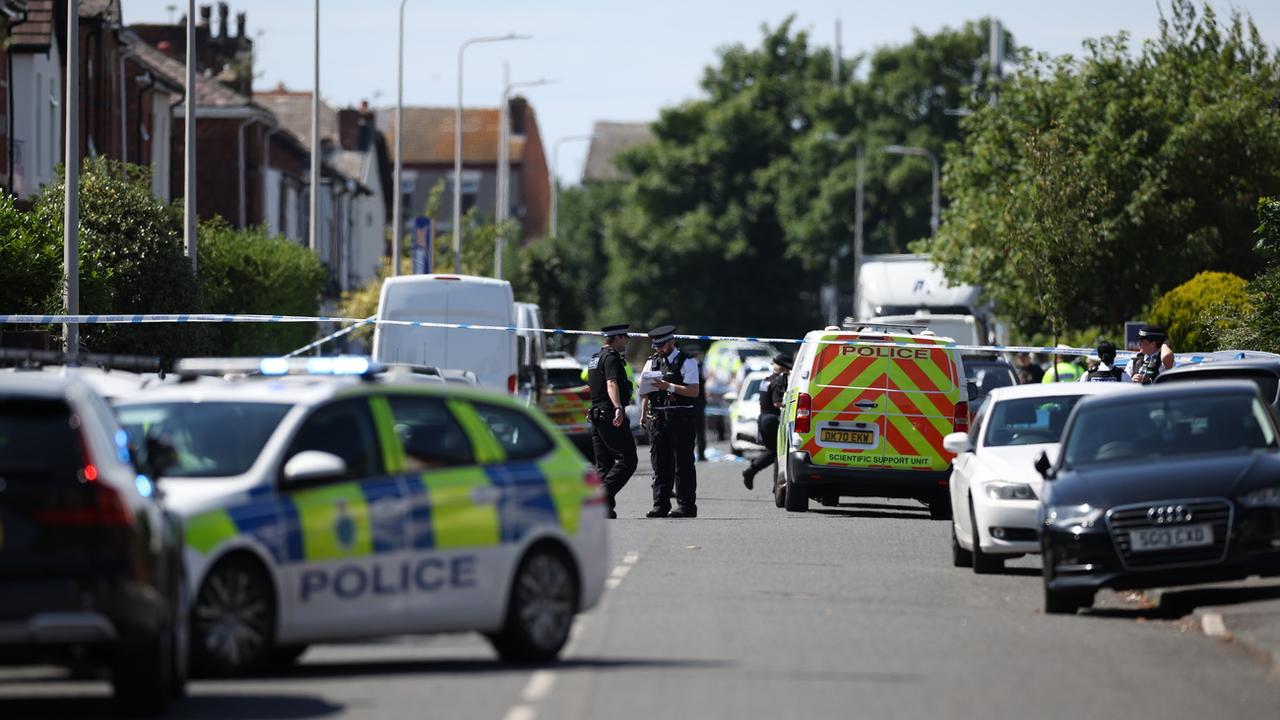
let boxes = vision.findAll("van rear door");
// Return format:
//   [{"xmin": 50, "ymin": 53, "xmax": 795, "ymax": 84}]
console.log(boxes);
[
  {"xmin": 803, "ymin": 333, "xmax": 890, "ymax": 468},
  {"xmin": 883, "ymin": 338, "xmax": 960, "ymax": 472}
]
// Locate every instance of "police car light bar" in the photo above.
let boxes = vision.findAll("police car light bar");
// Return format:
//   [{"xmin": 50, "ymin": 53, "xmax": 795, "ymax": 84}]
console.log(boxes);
[
  {"xmin": 0, "ymin": 348, "xmax": 162, "ymax": 372},
  {"xmin": 175, "ymin": 356, "xmax": 381, "ymax": 378}
]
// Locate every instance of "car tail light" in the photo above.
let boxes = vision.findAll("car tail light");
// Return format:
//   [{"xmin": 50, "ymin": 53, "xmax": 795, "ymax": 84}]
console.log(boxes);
[
  {"xmin": 796, "ymin": 393, "xmax": 812, "ymax": 434},
  {"xmin": 508, "ymin": 374, "xmax": 518, "ymax": 394},
  {"xmin": 583, "ymin": 468, "xmax": 606, "ymax": 505},
  {"xmin": 36, "ymin": 424, "xmax": 132, "ymax": 528},
  {"xmin": 953, "ymin": 401, "xmax": 970, "ymax": 434}
]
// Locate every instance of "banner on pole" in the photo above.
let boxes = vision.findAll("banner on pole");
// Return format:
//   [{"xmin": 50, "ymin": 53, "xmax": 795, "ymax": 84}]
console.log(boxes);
[{"xmin": 411, "ymin": 217, "xmax": 433, "ymax": 274}]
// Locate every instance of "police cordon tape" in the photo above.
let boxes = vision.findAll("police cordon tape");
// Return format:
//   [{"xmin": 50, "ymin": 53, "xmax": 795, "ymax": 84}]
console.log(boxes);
[{"xmin": 0, "ymin": 313, "xmax": 1230, "ymax": 365}]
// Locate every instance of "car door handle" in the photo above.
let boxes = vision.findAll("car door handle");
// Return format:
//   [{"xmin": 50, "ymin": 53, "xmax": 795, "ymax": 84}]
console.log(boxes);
[
  {"xmin": 855, "ymin": 401, "xmax": 878, "ymax": 409},
  {"xmin": 370, "ymin": 498, "xmax": 410, "ymax": 519}
]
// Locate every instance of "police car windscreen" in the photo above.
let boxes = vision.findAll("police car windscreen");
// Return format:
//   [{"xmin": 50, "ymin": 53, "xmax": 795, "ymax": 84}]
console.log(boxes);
[
  {"xmin": 984, "ymin": 396, "xmax": 1083, "ymax": 447},
  {"xmin": 1062, "ymin": 394, "xmax": 1278, "ymax": 468},
  {"xmin": 547, "ymin": 368, "xmax": 585, "ymax": 390},
  {"xmin": 116, "ymin": 402, "xmax": 292, "ymax": 478}
]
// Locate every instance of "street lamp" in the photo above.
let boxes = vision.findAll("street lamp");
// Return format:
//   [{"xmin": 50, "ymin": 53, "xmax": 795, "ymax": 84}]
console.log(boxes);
[
  {"xmin": 309, "ymin": 0, "xmax": 320, "ymax": 254},
  {"xmin": 549, "ymin": 134, "xmax": 595, "ymax": 239},
  {"xmin": 881, "ymin": 144, "xmax": 940, "ymax": 235},
  {"xmin": 823, "ymin": 133, "xmax": 865, "ymax": 321},
  {"xmin": 454, "ymin": 33, "xmax": 530, "ymax": 273},
  {"xmin": 496, "ymin": 76, "xmax": 556, "ymax": 279},
  {"xmin": 391, "ymin": 0, "xmax": 410, "ymax": 277}
]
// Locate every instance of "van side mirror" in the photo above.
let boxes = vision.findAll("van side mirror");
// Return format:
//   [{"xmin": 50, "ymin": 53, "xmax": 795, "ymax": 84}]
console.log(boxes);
[{"xmin": 1034, "ymin": 450, "xmax": 1055, "ymax": 480}]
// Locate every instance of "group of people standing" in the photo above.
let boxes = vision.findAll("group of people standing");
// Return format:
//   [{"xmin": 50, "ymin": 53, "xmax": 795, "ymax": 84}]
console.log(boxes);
[{"xmin": 1015, "ymin": 325, "xmax": 1175, "ymax": 385}]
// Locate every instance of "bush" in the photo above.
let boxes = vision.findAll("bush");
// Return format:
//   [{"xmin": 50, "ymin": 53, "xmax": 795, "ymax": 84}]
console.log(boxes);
[
  {"xmin": 34, "ymin": 158, "xmax": 210, "ymax": 358},
  {"xmin": 198, "ymin": 219, "xmax": 328, "ymax": 356},
  {"xmin": 1208, "ymin": 198, "xmax": 1280, "ymax": 353},
  {"xmin": 0, "ymin": 191, "xmax": 60, "ymax": 315},
  {"xmin": 1149, "ymin": 271, "xmax": 1249, "ymax": 352}
]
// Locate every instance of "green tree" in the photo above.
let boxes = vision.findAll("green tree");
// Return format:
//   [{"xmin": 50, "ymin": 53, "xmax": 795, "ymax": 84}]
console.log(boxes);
[
  {"xmin": 0, "ymin": 191, "xmax": 60, "ymax": 315},
  {"xmin": 927, "ymin": 1, "xmax": 1280, "ymax": 336},
  {"xmin": 1210, "ymin": 198, "xmax": 1280, "ymax": 353}
]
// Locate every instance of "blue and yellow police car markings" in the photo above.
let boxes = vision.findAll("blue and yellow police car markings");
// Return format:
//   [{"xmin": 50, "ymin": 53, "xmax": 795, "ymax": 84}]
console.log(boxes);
[
  {"xmin": 539, "ymin": 452, "xmax": 589, "ymax": 535},
  {"xmin": 292, "ymin": 482, "xmax": 375, "ymax": 561},
  {"xmin": 447, "ymin": 399, "xmax": 506, "ymax": 464},
  {"xmin": 412, "ymin": 466, "xmax": 501, "ymax": 550},
  {"xmin": 368, "ymin": 396, "xmax": 407, "ymax": 474},
  {"xmin": 486, "ymin": 462, "xmax": 561, "ymax": 544},
  {"xmin": 186, "ymin": 508, "xmax": 239, "ymax": 555}
]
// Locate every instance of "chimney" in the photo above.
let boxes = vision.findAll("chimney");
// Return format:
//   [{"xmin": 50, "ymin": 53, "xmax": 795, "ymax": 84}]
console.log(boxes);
[
  {"xmin": 218, "ymin": 3, "xmax": 230, "ymax": 39},
  {"xmin": 236, "ymin": 12, "xmax": 246, "ymax": 39},
  {"xmin": 508, "ymin": 96, "xmax": 528, "ymax": 135},
  {"xmin": 338, "ymin": 108, "xmax": 361, "ymax": 151},
  {"xmin": 198, "ymin": 5, "xmax": 212, "ymax": 26}
]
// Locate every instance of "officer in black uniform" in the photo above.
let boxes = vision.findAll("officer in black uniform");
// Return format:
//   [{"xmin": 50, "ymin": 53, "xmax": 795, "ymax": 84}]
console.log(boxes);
[
  {"xmin": 742, "ymin": 353, "xmax": 792, "ymax": 490},
  {"xmin": 642, "ymin": 325, "xmax": 700, "ymax": 518},
  {"xmin": 586, "ymin": 324, "xmax": 637, "ymax": 519},
  {"xmin": 1082, "ymin": 341, "xmax": 1132, "ymax": 382},
  {"xmin": 1128, "ymin": 325, "xmax": 1171, "ymax": 385}
]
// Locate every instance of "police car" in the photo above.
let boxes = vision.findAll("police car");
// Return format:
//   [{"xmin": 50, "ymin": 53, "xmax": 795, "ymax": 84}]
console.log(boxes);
[{"xmin": 114, "ymin": 357, "xmax": 608, "ymax": 674}]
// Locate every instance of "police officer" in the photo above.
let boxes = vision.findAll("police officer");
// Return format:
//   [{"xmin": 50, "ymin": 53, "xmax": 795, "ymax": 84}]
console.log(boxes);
[
  {"xmin": 641, "ymin": 325, "xmax": 700, "ymax": 518},
  {"xmin": 586, "ymin": 324, "xmax": 638, "ymax": 519},
  {"xmin": 1129, "ymin": 325, "xmax": 1173, "ymax": 385},
  {"xmin": 1041, "ymin": 345, "xmax": 1084, "ymax": 383},
  {"xmin": 742, "ymin": 353, "xmax": 791, "ymax": 490},
  {"xmin": 1079, "ymin": 340, "xmax": 1132, "ymax": 382}
]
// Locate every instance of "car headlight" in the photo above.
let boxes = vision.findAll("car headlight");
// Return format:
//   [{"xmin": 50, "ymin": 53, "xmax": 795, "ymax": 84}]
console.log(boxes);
[
  {"xmin": 984, "ymin": 481, "xmax": 1037, "ymax": 501},
  {"xmin": 1043, "ymin": 503, "xmax": 1104, "ymax": 529},
  {"xmin": 1239, "ymin": 487, "xmax": 1280, "ymax": 509}
]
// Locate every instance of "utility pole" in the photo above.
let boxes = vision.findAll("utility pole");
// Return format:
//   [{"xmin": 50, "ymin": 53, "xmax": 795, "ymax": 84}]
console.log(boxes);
[
  {"xmin": 391, "ymin": 0, "xmax": 408, "ymax": 276},
  {"xmin": 64, "ymin": 0, "xmax": 80, "ymax": 357},
  {"xmin": 309, "ymin": 0, "xmax": 321, "ymax": 254},
  {"xmin": 989, "ymin": 18, "xmax": 1003, "ymax": 105},
  {"xmin": 832, "ymin": 18, "xmax": 842, "ymax": 84},
  {"xmin": 183, "ymin": 0, "xmax": 196, "ymax": 270}
]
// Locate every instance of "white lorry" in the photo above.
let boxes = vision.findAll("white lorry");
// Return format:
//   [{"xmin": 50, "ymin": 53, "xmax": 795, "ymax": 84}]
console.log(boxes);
[
  {"xmin": 372, "ymin": 274, "xmax": 518, "ymax": 393},
  {"xmin": 856, "ymin": 253, "xmax": 1002, "ymax": 346}
]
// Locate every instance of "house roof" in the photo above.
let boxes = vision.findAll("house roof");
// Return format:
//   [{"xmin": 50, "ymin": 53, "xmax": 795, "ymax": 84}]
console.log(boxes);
[
  {"xmin": 255, "ymin": 86, "xmax": 339, "ymax": 152},
  {"xmin": 79, "ymin": 0, "xmax": 119, "ymax": 22},
  {"xmin": 379, "ymin": 106, "xmax": 525, "ymax": 166},
  {"xmin": 9, "ymin": 0, "xmax": 50, "ymax": 49},
  {"xmin": 128, "ymin": 32, "xmax": 258, "ymax": 111},
  {"xmin": 582, "ymin": 121, "xmax": 654, "ymax": 182}
]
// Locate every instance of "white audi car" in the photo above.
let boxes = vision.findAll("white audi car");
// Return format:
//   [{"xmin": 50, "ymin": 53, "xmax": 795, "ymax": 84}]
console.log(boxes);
[{"xmin": 943, "ymin": 382, "xmax": 1135, "ymax": 573}]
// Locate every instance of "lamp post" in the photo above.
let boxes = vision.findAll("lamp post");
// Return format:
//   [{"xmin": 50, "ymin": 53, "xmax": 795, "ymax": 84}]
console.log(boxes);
[
  {"xmin": 183, "ymin": 0, "xmax": 196, "ymax": 270},
  {"xmin": 823, "ymin": 133, "xmax": 865, "ymax": 321},
  {"xmin": 495, "ymin": 76, "xmax": 555, "ymax": 279},
  {"xmin": 391, "ymin": 0, "xmax": 409, "ymax": 276},
  {"xmin": 309, "ymin": 0, "xmax": 321, "ymax": 254},
  {"xmin": 549, "ymin": 134, "xmax": 594, "ymax": 239},
  {"xmin": 63, "ymin": 0, "xmax": 80, "ymax": 356},
  {"xmin": 454, "ymin": 33, "xmax": 530, "ymax": 273},
  {"xmin": 882, "ymin": 144, "xmax": 940, "ymax": 235}
]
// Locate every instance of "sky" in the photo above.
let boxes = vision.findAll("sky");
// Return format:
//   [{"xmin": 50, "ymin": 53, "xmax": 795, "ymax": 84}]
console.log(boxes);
[{"xmin": 120, "ymin": 1, "xmax": 1280, "ymax": 185}]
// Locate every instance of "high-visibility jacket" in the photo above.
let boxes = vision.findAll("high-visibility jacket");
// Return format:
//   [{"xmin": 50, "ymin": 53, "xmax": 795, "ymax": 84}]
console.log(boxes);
[{"xmin": 1041, "ymin": 361, "xmax": 1083, "ymax": 383}]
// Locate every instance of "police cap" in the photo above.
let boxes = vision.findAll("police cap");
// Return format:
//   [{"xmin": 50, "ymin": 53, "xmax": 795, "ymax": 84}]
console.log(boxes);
[
  {"xmin": 774, "ymin": 353, "xmax": 794, "ymax": 370},
  {"xmin": 648, "ymin": 325, "xmax": 677, "ymax": 347},
  {"xmin": 1137, "ymin": 325, "xmax": 1167, "ymax": 341},
  {"xmin": 601, "ymin": 323, "xmax": 630, "ymax": 338}
]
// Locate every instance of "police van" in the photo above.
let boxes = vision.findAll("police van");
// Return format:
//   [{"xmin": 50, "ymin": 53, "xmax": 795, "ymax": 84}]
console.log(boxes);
[
  {"xmin": 114, "ymin": 358, "xmax": 608, "ymax": 674},
  {"xmin": 773, "ymin": 323, "xmax": 969, "ymax": 517}
]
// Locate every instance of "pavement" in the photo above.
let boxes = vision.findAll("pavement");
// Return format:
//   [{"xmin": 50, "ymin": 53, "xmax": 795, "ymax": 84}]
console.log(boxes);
[
  {"xmin": 2, "ymin": 442, "xmax": 1279, "ymax": 718},
  {"xmin": 1147, "ymin": 578, "xmax": 1280, "ymax": 676}
]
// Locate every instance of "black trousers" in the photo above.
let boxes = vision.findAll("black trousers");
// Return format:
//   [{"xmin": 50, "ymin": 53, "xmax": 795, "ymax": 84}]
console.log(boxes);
[
  {"xmin": 650, "ymin": 412, "xmax": 697, "ymax": 511},
  {"xmin": 590, "ymin": 408, "xmax": 637, "ymax": 512},
  {"xmin": 747, "ymin": 413, "xmax": 781, "ymax": 476}
]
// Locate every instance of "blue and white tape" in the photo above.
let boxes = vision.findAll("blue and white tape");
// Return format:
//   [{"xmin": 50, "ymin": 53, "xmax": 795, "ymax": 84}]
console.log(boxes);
[{"xmin": 0, "ymin": 313, "xmax": 1233, "ymax": 365}]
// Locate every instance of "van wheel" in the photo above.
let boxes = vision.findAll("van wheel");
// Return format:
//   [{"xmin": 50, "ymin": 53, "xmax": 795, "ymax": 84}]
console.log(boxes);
[
  {"xmin": 489, "ymin": 546, "xmax": 577, "ymax": 663},
  {"xmin": 772, "ymin": 464, "xmax": 786, "ymax": 508},
  {"xmin": 784, "ymin": 476, "xmax": 808, "ymax": 512},
  {"xmin": 970, "ymin": 499, "xmax": 1004, "ymax": 574},
  {"xmin": 192, "ymin": 556, "xmax": 276, "ymax": 676}
]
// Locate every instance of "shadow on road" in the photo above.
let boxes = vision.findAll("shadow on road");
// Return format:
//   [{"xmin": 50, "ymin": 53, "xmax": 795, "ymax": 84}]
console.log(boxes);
[
  {"xmin": 238, "ymin": 655, "xmax": 729, "ymax": 681},
  {"xmin": 0, "ymin": 692, "xmax": 342, "ymax": 720},
  {"xmin": 810, "ymin": 502, "xmax": 933, "ymax": 521},
  {"xmin": 1088, "ymin": 582, "xmax": 1280, "ymax": 621}
]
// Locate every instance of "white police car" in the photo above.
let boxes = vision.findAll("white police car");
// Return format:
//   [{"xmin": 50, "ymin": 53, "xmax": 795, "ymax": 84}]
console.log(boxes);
[{"xmin": 114, "ymin": 357, "xmax": 608, "ymax": 674}]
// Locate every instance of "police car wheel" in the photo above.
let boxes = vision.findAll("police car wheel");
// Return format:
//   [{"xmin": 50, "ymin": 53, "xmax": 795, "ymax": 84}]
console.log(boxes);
[
  {"xmin": 192, "ymin": 556, "xmax": 276, "ymax": 676},
  {"xmin": 489, "ymin": 546, "xmax": 578, "ymax": 663},
  {"xmin": 772, "ymin": 465, "xmax": 785, "ymax": 508}
]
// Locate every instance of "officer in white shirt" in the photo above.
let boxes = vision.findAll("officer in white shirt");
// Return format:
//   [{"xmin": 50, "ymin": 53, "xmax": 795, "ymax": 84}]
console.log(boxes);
[{"xmin": 641, "ymin": 325, "xmax": 701, "ymax": 518}]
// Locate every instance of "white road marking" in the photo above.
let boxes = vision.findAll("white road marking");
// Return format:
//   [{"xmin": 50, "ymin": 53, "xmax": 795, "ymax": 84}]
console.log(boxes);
[
  {"xmin": 1201, "ymin": 612, "xmax": 1229, "ymax": 638},
  {"xmin": 623, "ymin": 551, "xmax": 639, "ymax": 564},
  {"xmin": 610, "ymin": 564, "xmax": 632, "ymax": 579},
  {"xmin": 605, "ymin": 577, "xmax": 622, "ymax": 589},
  {"xmin": 522, "ymin": 670, "xmax": 557, "ymax": 702},
  {"xmin": 502, "ymin": 705, "xmax": 535, "ymax": 720}
]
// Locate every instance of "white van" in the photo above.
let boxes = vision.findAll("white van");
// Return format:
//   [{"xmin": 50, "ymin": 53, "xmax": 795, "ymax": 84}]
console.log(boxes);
[
  {"xmin": 372, "ymin": 274, "xmax": 517, "ymax": 393},
  {"xmin": 515, "ymin": 302, "xmax": 547, "ymax": 405}
]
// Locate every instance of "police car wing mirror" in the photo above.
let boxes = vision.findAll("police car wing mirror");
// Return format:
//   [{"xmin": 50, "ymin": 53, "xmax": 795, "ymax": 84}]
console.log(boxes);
[
  {"xmin": 140, "ymin": 434, "xmax": 179, "ymax": 481},
  {"xmin": 942, "ymin": 432, "xmax": 972, "ymax": 454},
  {"xmin": 283, "ymin": 451, "xmax": 349, "ymax": 485},
  {"xmin": 1034, "ymin": 450, "xmax": 1056, "ymax": 480}
]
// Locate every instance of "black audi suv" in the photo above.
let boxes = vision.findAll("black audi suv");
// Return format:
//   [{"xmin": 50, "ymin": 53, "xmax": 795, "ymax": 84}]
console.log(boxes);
[{"xmin": 1035, "ymin": 380, "xmax": 1280, "ymax": 614}]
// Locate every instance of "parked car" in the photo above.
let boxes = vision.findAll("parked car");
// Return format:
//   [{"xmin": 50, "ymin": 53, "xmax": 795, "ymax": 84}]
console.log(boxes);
[
  {"xmin": 1036, "ymin": 380, "xmax": 1280, "ymax": 614},
  {"xmin": 728, "ymin": 370, "xmax": 772, "ymax": 456},
  {"xmin": 541, "ymin": 354, "xmax": 592, "ymax": 442},
  {"xmin": 0, "ymin": 373, "xmax": 187, "ymax": 714},
  {"xmin": 944, "ymin": 382, "xmax": 1135, "ymax": 573},
  {"xmin": 961, "ymin": 355, "xmax": 1018, "ymax": 416},
  {"xmin": 1154, "ymin": 356, "xmax": 1280, "ymax": 414}
]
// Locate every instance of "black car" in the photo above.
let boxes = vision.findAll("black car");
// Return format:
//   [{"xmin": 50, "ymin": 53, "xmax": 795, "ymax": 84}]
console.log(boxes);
[
  {"xmin": 1154, "ymin": 356, "xmax": 1280, "ymax": 413},
  {"xmin": 1035, "ymin": 380, "xmax": 1280, "ymax": 614},
  {"xmin": 0, "ymin": 374, "xmax": 186, "ymax": 714}
]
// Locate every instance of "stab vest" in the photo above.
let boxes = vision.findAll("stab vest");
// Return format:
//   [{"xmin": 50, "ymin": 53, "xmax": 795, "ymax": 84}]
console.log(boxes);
[
  {"xmin": 648, "ymin": 350, "xmax": 696, "ymax": 410},
  {"xmin": 587, "ymin": 348, "xmax": 632, "ymax": 407},
  {"xmin": 758, "ymin": 372, "xmax": 783, "ymax": 416},
  {"xmin": 1085, "ymin": 366, "xmax": 1124, "ymax": 382}
]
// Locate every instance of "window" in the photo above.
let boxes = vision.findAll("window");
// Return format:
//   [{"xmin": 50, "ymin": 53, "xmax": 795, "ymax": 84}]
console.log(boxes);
[
  {"xmin": 385, "ymin": 395, "xmax": 473, "ymax": 469},
  {"xmin": 35, "ymin": 72, "xmax": 43, "ymax": 171},
  {"xmin": 0, "ymin": 399, "xmax": 80, "ymax": 481},
  {"xmin": 117, "ymin": 402, "xmax": 291, "ymax": 478},
  {"xmin": 286, "ymin": 399, "xmax": 381, "ymax": 481},
  {"xmin": 984, "ymin": 396, "xmax": 1083, "ymax": 447},
  {"xmin": 472, "ymin": 402, "xmax": 553, "ymax": 461},
  {"xmin": 546, "ymin": 368, "xmax": 586, "ymax": 390}
]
